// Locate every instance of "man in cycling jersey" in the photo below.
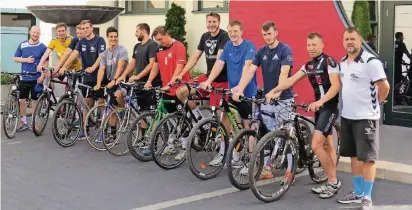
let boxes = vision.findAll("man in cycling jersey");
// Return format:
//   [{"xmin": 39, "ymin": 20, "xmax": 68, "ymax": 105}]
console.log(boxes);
[
  {"xmin": 268, "ymin": 32, "xmax": 341, "ymax": 198},
  {"xmin": 232, "ymin": 21, "xmax": 294, "ymax": 179},
  {"xmin": 199, "ymin": 20, "xmax": 257, "ymax": 167},
  {"xmin": 116, "ymin": 23, "xmax": 161, "ymax": 111},
  {"xmin": 337, "ymin": 27, "xmax": 389, "ymax": 210},
  {"xmin": 60, "ymin": 20, "xmax": 106, "ymax": 139},
  {"xmin": 173, "ymin": 12, "xmax": 230, "ymax": 161},
  {"xmin": 13, "ymin": 25, "xmax": 48, "ymax": 131},
  {"xmin": 54, "ymin": 24, "xmax": 84, "ymax": 75},
  {"xmin": 94, "ymin": 27, "xmax": 128, "ymax": 140},
  {"xmin": 37, "ymin": 22, "xmax": 82, "ymax": 77}
]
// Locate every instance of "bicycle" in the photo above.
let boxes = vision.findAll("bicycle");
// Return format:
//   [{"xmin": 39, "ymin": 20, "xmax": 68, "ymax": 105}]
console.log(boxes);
[
  {"xmin": 2, "ymin": 71, "xmax": 38, "ymax": 139},
  {"xmin": 51, "ymin": 70, "xmax": 103, "ymax": 147},
  {"xmin": 394, "ymin": 61, "xmax": 412, "ymax": 106},
  {"xmin": 248, "ymin": 99, "xmax": 341, "ymax": 203},
  {"xmin": 32, "ymin": 67, "xmax": 68, "ymax": 136},
  {"xmin": 149, "ymin": 81, "xmax": 212, "ymax": 170},
  {"xmin": 186, "ymin": 87, "xmax": 251, "ymax": 180}
]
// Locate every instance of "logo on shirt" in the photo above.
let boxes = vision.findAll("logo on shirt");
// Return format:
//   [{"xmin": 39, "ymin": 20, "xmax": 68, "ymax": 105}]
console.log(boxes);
[
  {"xmin": 107, "ymin": 57, "xmax": 117, "ymax": 66},
  {"xmin": 350, "ymin": 73, "xmax": 359, "ymax": 80},
  {"xmin": 272, "ymin": 54, "xmax": 279, "ymax": 60},
  {"xmin": 90, "ymin": 46, "xmax": 96, "ymax": 53},
  {"xmin": 206, "ymin": 39, "xmax": 217, "ymax": 55},
  {"xmin": 168, "ymin": 52, "xmax": 172, "ymax": 58},
  {"xmin": 82, "ymin": 44, "xmax": 86, "ymax": 52},
  {"xmin": 308, "ymin": 64, "xmax": 314, "ymax": 69},
  {"xmin": 100, "ymin": 45, "xmax": 105, "ymax": 51},
  {"xmin": 263, "ymin": 55, "xmax": 267, "ymax": 60},
  {"xmin": 287, "ymin": 55, "xmax": 293, "ymax": 62}
]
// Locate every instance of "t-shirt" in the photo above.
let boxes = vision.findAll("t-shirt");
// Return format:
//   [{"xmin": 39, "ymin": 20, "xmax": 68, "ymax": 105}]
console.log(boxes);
[
  {"xmin": 75, "ymin": 35, "xmax": 106, "ymax": 82},
  {"xmin": 219, "ymin": 39, "xmax": 257, "ymax": 97},
  {"xmin": 132, "ymin": 39, "xmax": 161, "ymax": 83},
  {"xmin": 100, "ymin": 45, "xmax": 129, "ymax": 80},
  {"xmin": 155, "ymin": 40, "xmax": 188, "ymax": 88},
  {"xmin": 252, "ymin": 42, "xmax": 294, "ymax": 99},
  {"xmin": 395, "ymin": 40, "xmax": 408, "ymax": 67},
  {"xmin": 69, "ymin": 37, "xmax": 80, "ymax": 50},
  {"xmin": 340, "ymin": 49, "xmax": 386, "ymax": 120},
  {"xmin": 197, "ymin": 29, "xmax": 230, "ymax": 82},
  {"xmin": 48, "ymin": 36, "xmax": 81, "ymax": 70},
  {"xmin": 14, "ymin": 40, "xmax": 47, "ymax": 81}
]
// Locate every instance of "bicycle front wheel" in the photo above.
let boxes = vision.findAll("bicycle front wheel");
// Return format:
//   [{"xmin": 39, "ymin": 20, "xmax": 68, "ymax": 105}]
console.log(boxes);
[
  {"xmin": 51, "ymin": 99, "xmax": 82, "ymax": 147},
  {"xmin": 32, "ymin": 93, "xmax": 51, "ymax": 136},
  {"xmin": 2, "ymin": 95, "xmax": 19, "ymax": 139},
  {"xmin": 84, "ymin": 103, "xmax": 112, "ymax": 151},
  {"xmin": 127, "ymin": 111, "xmax": 156, "ymax": 162}
]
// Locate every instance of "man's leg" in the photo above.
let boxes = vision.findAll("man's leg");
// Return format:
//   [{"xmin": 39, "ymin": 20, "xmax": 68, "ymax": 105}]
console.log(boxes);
[{"xmin": 17, "ymin": 81, "xmax": 32, "ymax": 131}]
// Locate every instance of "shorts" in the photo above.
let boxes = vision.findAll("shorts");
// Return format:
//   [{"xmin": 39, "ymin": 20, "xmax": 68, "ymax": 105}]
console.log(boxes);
[
  {"xmin": 314, "ymin": 106, "xmax": 338, "ymax": 137},
  {"xmin": 18, "ymin": 80, "xmax": 40, "ymax": 100},
  {"xmin": 260, "ymin": 98, "xmax": 294, "ymax": 131},
  {"xmin": 339, "ymin": 117, "xmax": 379, "ymax": 161},
  {"xmin": 162, "ymin": 93, "xmax": 183, "ymax": 113},
  {"xmin": 228, "ymin": 98, "xmax": 252, "ymax": 120},
  {"xmin": 80, "ymin": 81, "xmax": 106, "ymax": 99},
  {"xmin": 191, "ymin": 74, "xmax": 228, "ymax": 107},
  {"xmin": 135, "ymin": 90, "xmax": 158, "ymax": 111}
]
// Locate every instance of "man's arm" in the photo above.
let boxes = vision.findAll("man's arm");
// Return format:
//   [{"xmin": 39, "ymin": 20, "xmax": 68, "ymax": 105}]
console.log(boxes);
[
  {"xmin": 400, "ymin": 43, "xmax": 412, "ymax": 59},
  {"xmin": 13, "ymin": 44, "xmax": 26, "ymax": 63},
  {"xmin": 271, "ymin": 67, "xmax": 306, "ymax": 93},
  {"xmin": 376, "ymin": 79, "xmax": 390, "ymax": 104},
  {"xmin": 62, "ymin": 50, "xmax": 79, "ymax": 69},
  {"xmin": 38, "ymin": 48, "xmax": 53, "ymax": 68},
  {"xmin": 178, "ymin": 50, "xmax": 203, "ymax": 77},
  {"xmin": 96, "ymin": 66, "xmax": 106, "ymax": 88},
  {"xmin": 120, "ymin": 59, "xmax": 136, "ymax": 79},
  {"xmin": 113, "ymin": 49, "xmax": 128, "ymax": 80},
  {"xmin": 56, "ymin": 48, "xmax": 73, "ymax": 69},
  {"xmin": 318, "ymin": 58, "xmax": 341, "ymax": 104},
  {"xmin": 133, "ymin": 42, "xmax": 158, "ymax": 80},
  {"xmin": 367, "ymin": 59, "xmax": 390, "ymax": 104},
  {"xmin": 147, "ymin": 62, "xmax": 160, "ymax": 83}
]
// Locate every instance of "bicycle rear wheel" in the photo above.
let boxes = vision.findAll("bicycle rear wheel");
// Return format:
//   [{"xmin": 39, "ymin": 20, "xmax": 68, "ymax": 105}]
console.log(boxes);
[
  {"xmin": 2, "ymin": 95, "xmax": 19, "ymax": 139},
  {"xmin": 51, "ymin": 99, "xmax": 82, "ymax": 147},
  {"xmin": 127, "ymin": 111, "xmax": 156, "ymax": 162},
  {"xmin": 32, "ymin": 93, "xmax": 51, "ymax": 136}
]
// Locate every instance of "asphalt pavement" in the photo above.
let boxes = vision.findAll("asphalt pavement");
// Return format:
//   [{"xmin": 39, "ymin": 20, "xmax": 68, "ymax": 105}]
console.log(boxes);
[{"xmin": 1, "ymin": 126, "xmax": 412, "ymax": 210}]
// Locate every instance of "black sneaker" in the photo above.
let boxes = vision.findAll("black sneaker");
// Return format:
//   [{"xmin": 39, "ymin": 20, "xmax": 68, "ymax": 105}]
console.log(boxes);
[
  {"xmin": 319, "ymin": 180, "xmax": 341, "ymax": 199},
  {"xmin": 361, "ymin": 197, "xmax": 373, "ymax": 210},
  {"xmin": 337, "ymin": 191, "xmax": 362, "ymax": 204}
]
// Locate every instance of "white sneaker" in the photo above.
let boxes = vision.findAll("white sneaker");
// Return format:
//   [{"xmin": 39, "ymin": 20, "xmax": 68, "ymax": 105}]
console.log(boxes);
[
  {"xmin": 209, "ymin": 154, "xmax": 224, "ymax": 166},
  {"xmin": 240, "ymin": 166, "xmax": 249, "ymax": 176}
]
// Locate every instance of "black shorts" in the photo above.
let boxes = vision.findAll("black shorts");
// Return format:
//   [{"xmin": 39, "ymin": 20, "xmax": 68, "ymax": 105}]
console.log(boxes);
[
  {"xmin": 162, "ymin": 94, "xmax": 183, "ymax": 113},
  {"xmin": 339, "ymin": 117, "xmax": 379, "ymax": 161},
  {"xmin": 314, "ymin": 106, "xmax": 338, "ymax": 137},
  {"xmin": 229, "ymin": 99, "xmax": 252, "ymax": 120},
  {"xmin": 18, "ymin": 80, "xmax": 40, "ymax": 100},
  {"xmin": 80, "ymin": 81, "xmax": 106, "ymax": 99}
]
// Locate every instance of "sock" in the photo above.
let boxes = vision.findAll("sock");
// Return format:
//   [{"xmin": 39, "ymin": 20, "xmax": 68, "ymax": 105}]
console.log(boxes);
[
  {"xmin": 181, "ymin": 137, "xmax": 188, "ymax": 149},
  {"xmin": 286, "ymin": 153, "xmax": 293, "ymax": 172},
  {"xmin": 21, "ymin": 116, "xmax": 27, "ymax": 124},
  {"xmin": 363, "ymin": 180, "xmax": 374, "ymax": 199},
  {"xmin": 193, "ymin": 107, "xmax": 203, "ymax": 119},
  {"xmin": 219, "ymin": 141, "xmax": 225, "ymax": 155},
  {"xmin": 353, "ymin": 176, "xmax": 364, "ymax": 196}
]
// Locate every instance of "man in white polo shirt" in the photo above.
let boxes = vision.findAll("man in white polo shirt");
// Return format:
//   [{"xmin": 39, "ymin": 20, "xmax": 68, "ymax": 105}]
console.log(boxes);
[{"xmin": 337, "ymin": 27, "xmax": 390, "ymax": 210}]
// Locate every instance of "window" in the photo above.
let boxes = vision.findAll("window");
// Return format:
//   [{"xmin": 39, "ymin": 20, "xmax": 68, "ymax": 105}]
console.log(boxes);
[
  {"xmin": 126, "ymin": 0, "xmax": 167, "ymax": 13},
  {"xmin": 1, "ymin": 13, "xmax": 33, "ymax": 27},
  {"xmin": 199, "ymin": 0, "xmax": 228, "ymax": 11}
]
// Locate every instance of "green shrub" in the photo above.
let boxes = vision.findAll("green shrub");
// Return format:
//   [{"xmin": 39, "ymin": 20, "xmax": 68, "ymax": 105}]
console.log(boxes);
[
  {"xmin": 0, "ymin": 73, "xmax": 15, "ymax": 85},
  {"xmin": 351, "ymin": 1, "xmax": 372, "ymax": 40},
  {"xmin": 165, "ymin": 2, "xmax": 189, "ymax": 58}
]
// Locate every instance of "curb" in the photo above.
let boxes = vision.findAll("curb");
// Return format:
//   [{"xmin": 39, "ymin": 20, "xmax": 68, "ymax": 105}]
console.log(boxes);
[{"xmin": 337, "ymin": 157, "xmax": 412, "ymax": 184}]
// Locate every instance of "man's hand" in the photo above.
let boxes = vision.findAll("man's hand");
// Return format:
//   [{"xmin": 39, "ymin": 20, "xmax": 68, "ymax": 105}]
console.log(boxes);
[
  {"xmin": 26, "ymin": 56, "xmax": 35, "ymax": 63},
  {"xmin": 231, "ymin": 86, "xmax": 243, "ymax": 102},
  {"xmin": 128, "ymin": 75, "xmax": 140, "ymax": 82},
  {"xmin": 161, "ymin": 85, "xmax": 171, "ymax": 91},
  {"xmin": 172, "ymin": 75, "xmax": 182, "ymax": 83},
  {"xmin": 307, "ymin": 100, "xmax": 323, "ymax": 112},
  {"xmin": 94, "ymin": 83, "xmax": 101, "ymax": 91},
  {"xmin": 59, "ymin": 67, "xmax": 67, "ymax": 75},
  {"xmin": 85, "ymin": 67, "xmax": 95, "ymax": 73},
  {"xmin": 37, "ymin": 73, "xmax": 45, "ymax": 84},
  {"xmin": 144, "ymin": 81, "xmax": 152, "ymax": 89},
  {"xmin": 117, "ymin": 75, "xmax": 126, "ymax": 84},
  {"xmin": 37, "ymin": 65, "xmax": 43, "ymax": 72},
  {"xmin": 199, "ymin": 80, "xmax": 211, "ymax": 90},
  {"xmin": 265, "ymin": 91, "xmax": 281, "ymax": 104},
  {"xmin": 107, "ymin": 80, "xmax": 116, "ymax": 89}
]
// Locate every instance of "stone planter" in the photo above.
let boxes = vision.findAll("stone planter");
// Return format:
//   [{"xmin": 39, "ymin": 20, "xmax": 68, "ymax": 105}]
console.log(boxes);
[{"xmin": 1, "ymin": 84, "xmax": 12, "ymax": 105}]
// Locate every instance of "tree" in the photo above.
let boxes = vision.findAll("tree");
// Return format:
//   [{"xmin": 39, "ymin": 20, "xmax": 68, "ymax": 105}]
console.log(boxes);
[
  {"xmin": 351, "ymin": 1, "xmax": 373, "ymax": 40},
  {"xmin": 165, "ymin": 2, "xmax": 188, "ymax": 57}
]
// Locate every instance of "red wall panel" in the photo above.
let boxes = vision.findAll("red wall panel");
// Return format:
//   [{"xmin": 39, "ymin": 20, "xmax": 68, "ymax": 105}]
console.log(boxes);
[{"xmin": 230, "ymin": 1, "xmax": 347, "ymax": 116}]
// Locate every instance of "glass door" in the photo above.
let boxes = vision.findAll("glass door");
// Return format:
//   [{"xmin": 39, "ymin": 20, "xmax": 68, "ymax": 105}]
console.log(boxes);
[{"xmin": 380, "ymin": 1, "xmax": 412, "ymax": 127}]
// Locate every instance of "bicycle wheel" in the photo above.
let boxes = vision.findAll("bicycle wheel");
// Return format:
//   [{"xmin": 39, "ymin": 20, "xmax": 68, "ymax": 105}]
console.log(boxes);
[
  {"xmin": 127, "ymin": 111, "xmax": 156, "ymax": 162},
  {"xmin": 84, "ymin": 103, "xmax": 112, "ymax": 151},
  {"xmin": 150, "ymin": 113, "xmax": 190, "ymax": 170},
  {"xmin": 2, "ymin": 95, "xmax": 19, "ymax": 139},
  {"xmin": 227, "ymin": 128, "xmax": 264, "ymax": 190},
  {"xmin": 102, "ymin": 107, "xmax": 138, "ymax": 156},
  {"xmin": 248, "ymin": 130, "xmax": 298, "ymax": 203},
  {"xmin": 186, "ymin": 117, "xmax": 229, "ymax": 180},
  {"xmin": 51, "ymin": 99, "xmax": 82, "ymax": 147},
  {"xmin": 32, "ymin": 93, "xmax": 51, "ymax": 136}
]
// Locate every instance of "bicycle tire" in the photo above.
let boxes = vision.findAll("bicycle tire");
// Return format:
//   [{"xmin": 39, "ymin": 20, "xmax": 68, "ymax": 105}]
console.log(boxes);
[
  {"xmin": 51, "ymin": 99, "xmax": 82, "ymax": 147},
  {"xmin": 227, "ymin": 128, "xmax": 264, "ymax": 190},
  {"xmin": 127, "ymin": 111, "xmax": 156, "ymax": 162},
  {"xmin": 150, "ymin": 113, "xmax": 190, "ymax": 170},
  {"xmin": 102, "ymin": 107, "xmax": 138, "ymax": 156},
  {"xmin": 2, "ymin": 95, "xmax": 19, "ymax": 139},
  {"xmin": 186, "ymin": 117, "xmax": 229, "ymax": 180},
  {"xmin": 248, "ymin": 130, "xmax": 298, "ymax": 203},
  {"xmin": 84, "ymin": 103, "xmax": 113, "ymax": 151},
  {"xmin": 32, "ymin": 93, "xmax": 51, "ymax": 136}
]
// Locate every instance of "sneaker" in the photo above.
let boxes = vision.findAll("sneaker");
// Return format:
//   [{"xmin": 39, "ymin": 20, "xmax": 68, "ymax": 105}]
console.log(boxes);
[
  {"xmin": 312, "ymin": 183, "xmax": 328, "ymax": 194},
  {"xmin": 280, "ymin": 170, "xmax": 295, "ymax": 185},
  {"xmin": 175, "ymin": 149, "xmax": 186, "ymax": 161},
  {"xmin": 240, "ymin": 166, "xmax": 249, "ymax": 176},
  {"xmin": 17, "ymin": 122, "xmax": 29, "ymax": 132},
  {"xmin": 164, "ymin": 145, "xmax": 176, "ymax": 155},
  {"xmin": 72, "ymin": 131, "xmax": 86, "ymax": 141},
  {"xmin": 141, "ymin": 148, "xmax": 152, "ymax": 156},
  {"xmin": 337, "ymin": 191, "xmax": 362, "ymax": 204},
  {"xmin": 361, "ymin": 197, "xmax": 373, "ymax": 210},
  {"xmin": 319, "ymin": 180, "xmax": 342, "ymax": 199},
  {"xmin": 259, "ymin": 166, "xmax": 273, "ymax": 179},
  {"xmin": 209, "ymin": 154, "xmax": 224, "ymax": 166}
]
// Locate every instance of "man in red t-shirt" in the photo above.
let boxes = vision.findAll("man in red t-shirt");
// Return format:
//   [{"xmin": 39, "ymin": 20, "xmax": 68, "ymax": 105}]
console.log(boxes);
[{"xmin": 145, "ymin": 25, "xmax": 188, "ymax": 111}]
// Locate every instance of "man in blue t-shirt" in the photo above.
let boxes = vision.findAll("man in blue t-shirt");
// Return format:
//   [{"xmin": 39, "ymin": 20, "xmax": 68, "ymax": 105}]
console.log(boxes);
[
  {"xmin": 199, "ymin": 20, "xmax": 257, "ymax": 166},
  {"xmin": 60, "ymin": 20, "xmax": 106, "ymax": 139},
  {"xmin": 13, "ymin": 25, "xmax": 48, "ymax": 131},
  {"xmin": 232, "ymin": 21, "xmax": 295, "ymax": 180}
]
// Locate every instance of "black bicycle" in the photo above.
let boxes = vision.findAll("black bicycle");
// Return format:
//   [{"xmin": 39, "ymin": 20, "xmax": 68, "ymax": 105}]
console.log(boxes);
[
  {"xmin": 394, "ymin": 61, "xmax": 412, "ymax": 106},
  {"xmin": 248, "ymin": 99, "xmax": 341, "ymax": 203}
]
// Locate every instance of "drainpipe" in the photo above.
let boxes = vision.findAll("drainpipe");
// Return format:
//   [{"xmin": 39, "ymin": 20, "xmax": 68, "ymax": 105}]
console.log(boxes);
[{"xmin": 114, "ymin": 0, "xmax": 119, "ymax": 29}]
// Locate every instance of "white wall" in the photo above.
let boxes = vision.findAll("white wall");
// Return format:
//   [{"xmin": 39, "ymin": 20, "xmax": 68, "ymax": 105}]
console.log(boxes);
[{"xmin": 395, "ymin": 5, "xmax": 412, "ymax": 55}]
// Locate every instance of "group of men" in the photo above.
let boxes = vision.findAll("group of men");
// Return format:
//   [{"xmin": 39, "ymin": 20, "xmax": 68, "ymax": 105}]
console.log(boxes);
[{"xmin": 13, "ymin": 11, "xmax": 389, "ymax": 210}]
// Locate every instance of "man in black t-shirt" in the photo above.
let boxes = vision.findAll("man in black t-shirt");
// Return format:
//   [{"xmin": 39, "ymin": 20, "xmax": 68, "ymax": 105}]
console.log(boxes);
[
  {"xmin": 394, "ymin": 32, "xmax": 411, "ymax": 86},
  {"xmin": 116, "ymin": 23, "xmax": 160, "ymax": 111},
  {"xmin": 173, "ymin": 12, "xmax": 230, "ymax": 162}
]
